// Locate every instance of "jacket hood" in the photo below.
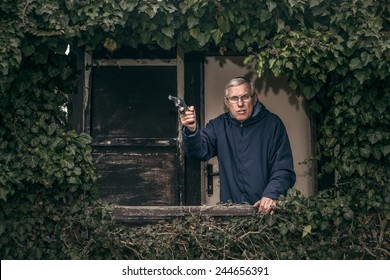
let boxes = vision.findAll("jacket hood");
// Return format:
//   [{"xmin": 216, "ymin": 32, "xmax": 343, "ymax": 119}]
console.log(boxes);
[{"xmin": 225, "ymin": 101, "xmax": 269, "ymax": 127}]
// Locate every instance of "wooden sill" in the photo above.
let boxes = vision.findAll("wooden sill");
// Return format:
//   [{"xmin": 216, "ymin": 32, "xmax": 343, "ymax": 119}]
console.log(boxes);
[{"xmin": 112, "ymin": 204, "xmax": 256, "ymax": 224}]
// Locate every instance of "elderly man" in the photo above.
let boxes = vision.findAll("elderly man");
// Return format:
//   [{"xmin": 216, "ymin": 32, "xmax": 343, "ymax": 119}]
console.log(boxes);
[{"xmin": 180, "ymin": 77, "xmax": 296, "ymax": 213}]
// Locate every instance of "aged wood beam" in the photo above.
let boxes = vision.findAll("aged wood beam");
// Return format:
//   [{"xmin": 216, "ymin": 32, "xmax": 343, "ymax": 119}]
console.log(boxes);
[
  {"xmin": 93, "ymin": 59, "xmax": 177, "ymax": 67},
  {"xmin": 112, "ymin": 205, "xmax": 256, "ymax": 224}
]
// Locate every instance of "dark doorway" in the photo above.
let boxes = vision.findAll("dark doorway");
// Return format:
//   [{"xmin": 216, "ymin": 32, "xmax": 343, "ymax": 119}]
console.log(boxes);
[
  {"xmin": 91, "ymin": 65, "xmax": 179, "ymax": 206},
  {"xmin": 69, "ymin": 47, "xmax": 203, "ymax": 206}
]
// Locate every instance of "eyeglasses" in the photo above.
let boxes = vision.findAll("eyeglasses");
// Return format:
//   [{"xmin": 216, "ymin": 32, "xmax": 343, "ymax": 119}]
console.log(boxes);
[{"xmin": 225, "ymin": 92, "xmax": 256, "ymax": 104}]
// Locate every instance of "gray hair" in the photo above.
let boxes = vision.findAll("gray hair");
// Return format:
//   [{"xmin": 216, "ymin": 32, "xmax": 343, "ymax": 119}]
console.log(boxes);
[{"xmin": 224, "ymin": 77, "xmax": 256, "ymax": 97}]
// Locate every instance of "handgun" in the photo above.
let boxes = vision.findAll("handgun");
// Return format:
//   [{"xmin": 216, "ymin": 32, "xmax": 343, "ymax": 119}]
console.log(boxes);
[{"xmin": 168, "ymin": 95, "xmax": 189, "ymax": 114}]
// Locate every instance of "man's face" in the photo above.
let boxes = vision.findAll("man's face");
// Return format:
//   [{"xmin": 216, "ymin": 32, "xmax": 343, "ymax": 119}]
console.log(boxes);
[{"xmin": 224, "ymin": 83, "xmax": 257, "ymax": 122}]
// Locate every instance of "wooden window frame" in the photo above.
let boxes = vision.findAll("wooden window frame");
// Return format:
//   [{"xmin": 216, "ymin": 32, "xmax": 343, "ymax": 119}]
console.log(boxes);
[{"xmin": 69, "ymin": 47, "xmax": 258, "ymax": 221}]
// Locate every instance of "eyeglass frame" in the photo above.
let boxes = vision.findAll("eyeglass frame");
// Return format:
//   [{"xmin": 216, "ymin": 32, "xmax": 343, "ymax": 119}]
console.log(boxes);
[{"xmin": 225, "ymin": 91, "xmax": 256, "ymax": 104}]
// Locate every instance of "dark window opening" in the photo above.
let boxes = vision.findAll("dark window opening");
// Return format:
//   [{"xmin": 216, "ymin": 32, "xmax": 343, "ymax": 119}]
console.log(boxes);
[{"xmin": 91, "ymin": 66, "xmax": 177, "ymax": 140}]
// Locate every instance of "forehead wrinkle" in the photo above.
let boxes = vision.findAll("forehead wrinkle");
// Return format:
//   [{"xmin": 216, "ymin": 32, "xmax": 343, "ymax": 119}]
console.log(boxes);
[{"xmin": 226, "ymin": 84, "xmax": 251, "ymax": 98}]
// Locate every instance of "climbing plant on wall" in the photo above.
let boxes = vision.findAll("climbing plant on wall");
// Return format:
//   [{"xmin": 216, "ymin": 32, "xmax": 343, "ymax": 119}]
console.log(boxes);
[{"xmin": 0, "ymin": 0, "xmax": 389, "ymax": 259}]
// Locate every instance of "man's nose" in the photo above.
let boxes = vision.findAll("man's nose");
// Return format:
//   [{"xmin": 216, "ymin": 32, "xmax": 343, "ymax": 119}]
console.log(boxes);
[{"xmin": 237, "ymin": 98, "xmax": 244, "ymax": 106}]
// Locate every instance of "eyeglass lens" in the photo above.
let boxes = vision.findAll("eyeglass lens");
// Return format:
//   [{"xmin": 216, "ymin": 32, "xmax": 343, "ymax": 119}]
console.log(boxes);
[{"xmin": 229, "ymin": 94, "xmax": 252, "ymax": 103}]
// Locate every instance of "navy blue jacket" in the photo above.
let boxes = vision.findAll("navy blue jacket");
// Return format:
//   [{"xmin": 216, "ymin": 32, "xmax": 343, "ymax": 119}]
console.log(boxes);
[{"xmin": 182, "ymin": 102, "xmax": 296, "ymax": 204}]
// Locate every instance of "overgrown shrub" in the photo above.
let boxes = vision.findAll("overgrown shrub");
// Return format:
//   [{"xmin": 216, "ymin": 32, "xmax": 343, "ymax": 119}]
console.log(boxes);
[
  {"xmin": 56, "ymin": 189, "xmax": 389, "ymax": 260},
  {"xmin": 0, "ymin": 0, "xmax": 389, "ymax": 259}
]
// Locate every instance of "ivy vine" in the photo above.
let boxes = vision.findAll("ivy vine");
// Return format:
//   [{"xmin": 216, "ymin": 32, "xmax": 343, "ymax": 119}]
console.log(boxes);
[{"xmin": 0, "ymin": 0, "xmax": 389, "ymax": 259}]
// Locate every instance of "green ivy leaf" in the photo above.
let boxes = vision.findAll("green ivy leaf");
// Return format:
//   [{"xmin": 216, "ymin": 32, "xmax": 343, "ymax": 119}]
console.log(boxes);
[
  {"xmin": 119, "ymin": 0, "xmax": 138, "ymax": 12},
  {"xmin": 325, "ymin": 60, "xmax": 338, "ymax": 72},
  {"xmin": 276, "ymin": 18, "xmax": 285, "ymax": 33},
  {"xmin": 361, "ymin": 52, "xmax": 374, "ymax": 66},
  {"xmin": 21, "ymin": 47, "xmax": 35, "ymax": 60},
  {"xmin": 367, "ymin": 131, "xmax": 382, "ymax": 144},
  {"xmin": 26, "ymin": 156, "xmax": 38, "ymax": 168},
  {"xmin": 35, "ymin": 52, "xmax": 48, "ymax": 64},
  {"xmin": 382, "ymin": 145, "xmax": 390, "ymax": 157},
  {"xmin": 285, "ymin": 61, "xmax": 294, "ymax": 70},
  {"xmin": 279, "ymin": 223, "xmax": 288, "ymax": 235},
  {"xmin": 48, "ymin": 66, "xmax": 60, "ymax": 78},
  {"xmin": 354, "ymin": 69, "xmax": 372, "ymax": 84},
  {"xmin": 161, "ymin": 27, "xmax": 175, "ymax": 39},
  {"xmin": 210, "ymin": 29, "xmax": 223, "ymax": 45},
  {"xmin": 349, "ymin": 57, "xmax": 362, "ymax": 70},
  {"xmin": 217, "ymin": 16, "xmax": 230, "ymax": 33},
  {"xmin": 302, "ymin": 225, "xmax": 312, "ymax": 238},
  {"xmin": 47, "ymin": 123, "xmax": 56, "ymax": 136},
  {"xmin": 196, "ymin": 32, "xmax": 210, "ymax": 48},
  {"xmin": 60, "ymin": 67, "xmax": 73, "ymax": 81},
  {"xmin": 356, "ymin": 164, "xmax": 365, "ymax": 176},
  {"xmin": 187, "ymin": 16, "xmax": 198, "ymax": 29},
  {"xmin": 342, "ymin": 210, "xmax": 354, "ymax": 221},
  {"xmin": 359, "ymin": 146, "xmax": 371, "ymax": 158},
  {"xmin": 309, "ymin": 100, "xmax": 322, "ymax": 113},
  {"xmin": 372, "ymin": 147, "xmax": 382, "ymax": 160},
  {"xmin": 320, "ymin": 220, "xmax": 329, "ymax": 230},
  {"xmin": 302, "ymin": 86, "xmax": 316, "ymax": 100},
  {"xmin": 259, "ymin": 9, "xmax": 272, "ymax": 23},
  {"xmin": 267, "ymin": 1, "xmax": 277, "ymax": 12},
  {"xmin": 234, "ymin": 39, "xmax": 245, "ymax": 52},
  {"xmin": 189, "ymin": 28, "xmax": 200, "ymax": 39},
  {"xmin": 67, "ymin": 177, "xmax": 78, "ymax": 185},
  {"xmin": 310, "ymin": 0, "xmax": 321, "ymax": 8},
  {"xmin": 31, "ymin": 71, "xmax": 43, "ymax": 84},
  {"xmin": 0, "ymin": 187, "xmax": 9, "ymax": 201},
  {"xmin": 348, "ymin": 95, "xmax": 361, "ymax": 106},
  {"xmin": 157, "ymin": 35, "xmax": 173, "ymax": 50}
]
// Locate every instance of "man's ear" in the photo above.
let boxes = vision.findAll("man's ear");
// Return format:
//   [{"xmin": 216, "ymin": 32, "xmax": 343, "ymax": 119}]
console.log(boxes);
[{"xmin": 224, "ymin": 97, "xmax": 229, "ymax": 108}]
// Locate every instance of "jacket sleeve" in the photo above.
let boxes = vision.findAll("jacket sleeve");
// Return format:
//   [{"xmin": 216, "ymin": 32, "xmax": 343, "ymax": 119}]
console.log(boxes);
[
  {"xmin": 262, "ymin": 120, "xmax": 296, "ymax": 199},
  {"xmin": 182, "ymin": 122, "xmax": 218, "ymax": 161}
]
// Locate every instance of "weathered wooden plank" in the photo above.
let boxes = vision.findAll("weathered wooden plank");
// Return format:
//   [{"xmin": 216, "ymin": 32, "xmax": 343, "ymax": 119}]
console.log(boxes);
[
  {"xmin": 93, "ymin": 147, "xmax": 178, "ymax": 206},
  {"xmin": 112, "ymin": 205, "xmax": 256, "ymax": 223},
  {"xmin": 92, "ymin": 137, "xmax": 177, "ymax": 147},
  {"xmin": 93, "ymin": 58, "xmax": 177, "ymax": 67}
]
